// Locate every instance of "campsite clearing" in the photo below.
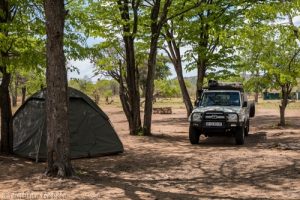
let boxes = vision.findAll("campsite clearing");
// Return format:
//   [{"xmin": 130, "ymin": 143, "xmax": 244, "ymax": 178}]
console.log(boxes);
[{"xmin": 1, "ymin": 101, "xmax": 300, "ymax": 200}]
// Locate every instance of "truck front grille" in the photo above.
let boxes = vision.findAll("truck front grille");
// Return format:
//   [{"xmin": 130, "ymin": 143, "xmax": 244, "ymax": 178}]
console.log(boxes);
[{"xmin": 203, "ymin": 112, "xmax": 226, "ymax": 120}]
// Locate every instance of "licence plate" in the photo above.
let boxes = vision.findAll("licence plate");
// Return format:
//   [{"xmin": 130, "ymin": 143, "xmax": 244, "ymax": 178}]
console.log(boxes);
[{"xmin": 206, "ymin": 122, "xmax": 223, "ymax": 127}]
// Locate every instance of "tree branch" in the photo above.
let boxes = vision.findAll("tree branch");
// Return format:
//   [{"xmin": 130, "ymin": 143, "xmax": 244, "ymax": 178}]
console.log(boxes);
[
  {"xmin": 166, "ymin": 1, "xmax": 202, "ymax": 22},
  {"xmin": 287, "ymin": 48, "xmax": 300, "ymax": 71}
]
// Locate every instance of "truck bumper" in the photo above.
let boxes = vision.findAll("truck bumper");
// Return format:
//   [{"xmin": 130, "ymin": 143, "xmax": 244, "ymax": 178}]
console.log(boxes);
[{"xmin": 190, "ymin": 111, "xmax": 244, "ymax": 136}]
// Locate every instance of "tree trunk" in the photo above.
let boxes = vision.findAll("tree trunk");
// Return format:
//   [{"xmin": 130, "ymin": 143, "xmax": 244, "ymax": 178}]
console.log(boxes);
[
  {"xmin": 0, "ymin": 0, "xmax": 13, "ymax": 154},
  {"xmin": 118, "ymin": 0, "xmax": 142, "ymax": 135},
  {"xmin": 143, "ymin": 34, "xmax": 160, "ymax": 135},
  {"xmin": 196, "ymin": 12, "xmax": 209, "ymax": 96},
  {"xmin": 44, "ymin": 0, "xmax": 74, "ymax": 177},
  {"xmin": 21, "ymin": 86, "xmax": 26, "ymax": 104},
  {"xmin": 0, "ymin": 68, "xmax": 13, "ymax": 154},
  {"xmin": 279, "ymin": 104, "xmax": 286, "ymax": 126},
  {"xmin": 118, "ymin": 61, "xmax": 132, "ymax": 129},
  {"xmin": 164, "ymin": 28, "xmax": 193, "ymax": 116},
  {"xmin": 125, "ymin": 37, "xmax": 141, "ymax": 135},
  {"xmin": 143, "ymin": 0, "xmax": 172, "ymax": 135},
  {"xmin": 197, "ymin": 58, "xmax": 206, "ymax": 95},
  {"xmin": 12, "ymin": 76, "xmax": 18, "ymax": 107},
  {"xmin": 254, "ymin": 92, "xmax": 259, "ymax": 103},
  {"xmin": 279, "ymin": 86, "xmax": 289, "ymax": 126},
  {"xmin": 254, "ymin": 69, "xmax": 259, "ymax": 103},
  {"xmin": 175, "ymin": 63, "xmax": 193, "ymax": 116}
]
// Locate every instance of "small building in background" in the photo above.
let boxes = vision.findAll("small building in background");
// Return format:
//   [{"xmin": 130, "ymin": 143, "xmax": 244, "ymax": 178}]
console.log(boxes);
[{"xmin": 263, "ymin": 92, "xmax": 280, "ymax": 100}]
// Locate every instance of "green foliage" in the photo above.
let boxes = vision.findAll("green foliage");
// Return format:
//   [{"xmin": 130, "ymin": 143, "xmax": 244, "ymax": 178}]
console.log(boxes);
[
  {"xmin": 0, "ymin": 0, "xmax": 46, "ymax": 73},
  {"xmin": 2, "ymin": 0, "xmax": 300, "ymax": 109},
  {"xmin": 25, "ymin": 72, "xmax": 46, "ymax": 96},
  {"xmin": 139, "ymin": 54, "xmax": 172, "ymax": 93},
  {"xmin": 182, "ymin": 0, "xmax": 255, "ymax": 74},
  {"xmin": 69, "ymin": 78, "xmax": 119, "ymax": 100},
  {"xmin": 154, "ymin": 79, "xmax": 181, "ymax": 98},
  {"xmin": 260, "ymin": 27, "xmax": 300, "ymax": 89}
]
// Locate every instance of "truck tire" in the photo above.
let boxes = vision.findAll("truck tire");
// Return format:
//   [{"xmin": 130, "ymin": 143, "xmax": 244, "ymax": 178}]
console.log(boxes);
[
  {"xmin": 235, "ymin": 126, "xmax": 245, "ymax": 145},
  {"xmin": 189, "ymin": 125, "xmax": 200, "ymax": 144},
  {"xmin": 249, "ymin": 102, "xmax": 255, "ymax": 118},
  {"xmin": 245, "ymin": 120, "xmax": 249, "ymax": 137}
]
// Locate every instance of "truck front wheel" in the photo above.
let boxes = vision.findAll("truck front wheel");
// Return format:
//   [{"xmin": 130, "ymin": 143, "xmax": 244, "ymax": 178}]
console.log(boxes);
[
  {"xmin": 189, "ymin": 125, "xmax": 200, "ymax": 144},
  {"xmin": 235, "ymin": 126, "xmax": 245, "ymax": 145},
  {"xmin": 245, "ymin": 120, "xmax": 249, "ymax": 137}
]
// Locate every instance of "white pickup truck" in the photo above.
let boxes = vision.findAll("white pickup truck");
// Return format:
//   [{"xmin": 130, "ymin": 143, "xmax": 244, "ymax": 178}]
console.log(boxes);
[{"xmin": 189, "ymin": 81, "xmax": 255, "ymax": 145}]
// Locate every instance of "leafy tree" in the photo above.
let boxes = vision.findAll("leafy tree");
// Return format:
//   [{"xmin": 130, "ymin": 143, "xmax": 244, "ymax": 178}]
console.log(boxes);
[
  {"xmin": 86, "ymin": 0, "xmax": 201, "ymax": 135},
  {"xmin": 86, "ymin": 0, "xmax": 142, "ymax": 135},
  {"xmin": 155, "ymin": 79, "xmax": 181, "ymax": 98},
  {"xmin": 259, "ymin": 26, "xmax": 300, "ymax": 126},
  {"xmin": 182, "ymin": 0, "xmax": 268, "ymax": 94},
  {"xmin": 160, "ymin": 0, "xmax": 205, "ymax": 116},
  {"xmin": 238, "ymin": 0, "xmax": 300, "ymax": 125},
  {"xmin": 90, "ymin": 40, "xmax": 141, "ymax": 133},
  {"xmin": 0, "ymin": 0, "xmax": 45, "ymax": 153},
  {"xmin": 236, "ymin": 24, "xmax": 270, "ymax": 102}
]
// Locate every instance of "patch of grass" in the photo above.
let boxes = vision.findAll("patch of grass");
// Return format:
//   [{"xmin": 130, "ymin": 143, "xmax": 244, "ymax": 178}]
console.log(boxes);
[
  {"xmin": 152, "ymin": 98, "xmax": 188, "ymax": 109},
  {"xmin": 256, "ymin": 100, "xmax": 300, "ymax": 110}
]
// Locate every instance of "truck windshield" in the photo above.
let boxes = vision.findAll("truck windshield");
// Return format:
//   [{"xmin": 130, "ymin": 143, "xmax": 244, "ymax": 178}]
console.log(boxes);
[{"xmin": 200, "ymin": 92, "xmax": 240, "ymax": 107}]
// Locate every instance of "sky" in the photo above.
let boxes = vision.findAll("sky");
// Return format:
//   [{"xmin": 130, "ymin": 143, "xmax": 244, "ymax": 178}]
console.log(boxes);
[{"xmin": 67, "ymin": 15, "xmax": 300, "ymax": 83}]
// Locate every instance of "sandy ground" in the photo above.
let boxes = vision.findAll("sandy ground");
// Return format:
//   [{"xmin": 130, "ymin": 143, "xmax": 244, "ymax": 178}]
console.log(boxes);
[{"xmin": 0, "ymin": 104, "xmax": 300, "ymax": 200}]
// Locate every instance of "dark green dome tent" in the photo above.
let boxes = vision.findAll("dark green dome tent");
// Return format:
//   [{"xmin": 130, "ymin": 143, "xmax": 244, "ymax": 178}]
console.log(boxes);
[{"xmin": 13, "ymin": 87, "xmax": 123, "ymax": 161}]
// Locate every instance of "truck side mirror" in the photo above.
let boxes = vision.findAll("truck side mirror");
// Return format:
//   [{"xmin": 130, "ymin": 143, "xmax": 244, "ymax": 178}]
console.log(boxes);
[{"xmin": 243, "ymin": 101, "xmax": 248, "ymax": 107}]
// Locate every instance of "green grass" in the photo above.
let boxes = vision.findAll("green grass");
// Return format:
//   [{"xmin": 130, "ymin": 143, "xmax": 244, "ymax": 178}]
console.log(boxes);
[
  {"xmin": 152, "ymin": 98, "xmax": 187, "ymax": 109},
  {"xmin": 256, "ymin": 100, "xmax": 300, "ymax": 110}
]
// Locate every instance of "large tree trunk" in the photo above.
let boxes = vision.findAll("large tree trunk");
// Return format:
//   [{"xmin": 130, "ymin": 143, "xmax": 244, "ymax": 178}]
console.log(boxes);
[
  {"xmin": 125, "ymin": 37, "xmax": 141, "ymax": 135},
  {"xmin": 0, "ymin": 0, "xmax": 13, "ymax": 154},
  {"xmin": 0, "ymin": 68, "xmax": 13, "ymax": 154},
  {"xmin": 44, "ymin": 0, "xmax": 74, "ymax": 177}
]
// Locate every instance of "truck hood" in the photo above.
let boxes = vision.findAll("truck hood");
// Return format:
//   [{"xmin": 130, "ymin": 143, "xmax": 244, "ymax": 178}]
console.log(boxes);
[{"xmin": 192, "ymin": 106, "xmax": 242, "ymax": 114}]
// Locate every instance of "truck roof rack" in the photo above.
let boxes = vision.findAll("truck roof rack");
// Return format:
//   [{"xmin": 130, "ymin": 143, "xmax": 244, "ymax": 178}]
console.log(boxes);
[{"xmin": 204, "ymin": 80, "xmax": 244, "ymax": 92}]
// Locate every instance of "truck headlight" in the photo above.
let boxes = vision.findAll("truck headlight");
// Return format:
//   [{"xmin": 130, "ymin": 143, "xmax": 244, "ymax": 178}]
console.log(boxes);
[
  {"xmin": 192, "ymin": 113, "xmax": 202, "ymax": 122},
  {"xmin": 227, "ymin": 114, "xmax": 238, "ymax": 122}
]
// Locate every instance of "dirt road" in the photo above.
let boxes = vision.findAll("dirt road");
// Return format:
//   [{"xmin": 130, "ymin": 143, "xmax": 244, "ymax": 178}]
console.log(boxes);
[{"xmin": 0, "ymin": 105, "xmax": 300, "ymax": 200}]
